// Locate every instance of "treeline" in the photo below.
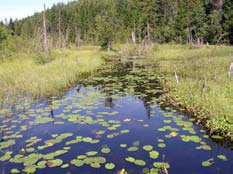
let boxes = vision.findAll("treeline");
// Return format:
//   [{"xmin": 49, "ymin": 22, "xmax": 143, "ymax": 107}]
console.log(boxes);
[{"xmin": 2, "ymin": 0, "xmax": 233, "ymax": 49}]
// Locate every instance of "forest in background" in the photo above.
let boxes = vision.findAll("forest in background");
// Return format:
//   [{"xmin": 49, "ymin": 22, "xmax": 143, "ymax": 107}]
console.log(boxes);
[{"xmin": 0, "ymin": 0, "xmax": 233, "ymax": 55}]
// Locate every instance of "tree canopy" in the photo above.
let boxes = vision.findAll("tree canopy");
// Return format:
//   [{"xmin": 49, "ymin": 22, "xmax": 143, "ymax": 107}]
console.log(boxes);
[{"xmin": 2, "ymin": 0, "xmax": 233, "ymax": 47}]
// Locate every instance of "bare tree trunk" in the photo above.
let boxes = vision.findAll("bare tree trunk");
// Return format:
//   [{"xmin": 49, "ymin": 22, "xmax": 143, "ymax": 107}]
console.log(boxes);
[
  {"xmin": 58, "ymin": 2, "xmax": 62, "ymax": 48},
  {"xmin": 107, "ymin": 41, "xmax": 111, "ymax": 52},
  {"xmin": 229, "ymin": 53, "xmax": 233, "ymax": 79},
  {"xmin": 43, "ymin": 4, "xmax": 49, "ymax": 63},
  {"xmin": 63, "ymin": 27, "xmax": 69, "ymax": 48},
  {"xmin": 131, "ymin": 31, "xmax": 136, "ymax": 46},
  {"xmin": 174, "ymin": 0, "xmax": 179, "ymax": 17},
  {"xmin": 201, "ymin": 78, "xmax": 207, "ymax": 98},
  {"xmin": 147, "ymin": 23, "xmax": 151, "ymax": 43},
  {"xmin": 132, "ymin": 23, "xmax": 136, "ymax": 46},
  {"xmin": 174, "ymin": 72, "xmax": 179, "ymax": 85},
  {"xmin": 75, "ymin": 27, "xmax": 81, "ymax": 48}
]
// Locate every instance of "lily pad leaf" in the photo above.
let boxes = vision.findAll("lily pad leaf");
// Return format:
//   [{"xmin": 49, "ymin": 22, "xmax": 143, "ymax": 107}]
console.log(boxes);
[
  {"xmin": 217, "ymin": 155, "xmax": 227, "ymax": 161},
  {"xmin": 125, "ymin": 157, "xmax": 135, "ymax": 163},
  {"xmin": 105, "ymin": 163, "xmax": 115, "ymax": 170},
  {"xmin": 71, "ymin": 159, "xmax": 84, "ymax": 167},
  {"xmin": 127, "ymin": 146, "xmax": 138, "ymax": 152},
  {"xmin": 86, "ymin": 151, "xmax": 98, "ymax": 156},
  {"xmin": 47, "ymin": 159, "xmax": 63, "ymax": 167},
  {"xmin": 143, "ymin": 145, "xmax": 153, "ymax": 151},
  {"xmin": 202, "ymin": 159, "xmax": 214, "ymax": 167},
  {"xmin": 149, "ymin": 151, "xmax": 159, "ymax": 159},
  {"xmin": 101, "ymin": 147, "xmax": 111, "ymax": 154},
  {"xmin": 134, "ymin": 160, "xmax": 146, "ymax": 166},
  {"xmin": 10, "ymin": 168, "xmax": 20, "ymax": 174}
]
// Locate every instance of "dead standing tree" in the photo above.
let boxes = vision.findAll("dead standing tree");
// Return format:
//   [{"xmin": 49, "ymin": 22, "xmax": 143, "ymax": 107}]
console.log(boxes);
[
  {"xmin": 142, "ymin": 23, "xmax": 153, "ymax": 50},
  {"xmin": 229, "ymin": 53, "xmax": 233, "ymax": 79},
  {"xmin": 43, "ymin": 4, "xmax": 49, "ymax": 63},
  {"xmin": 75, "ymin": 26, "xmax": 82, "ymax": 48},
  {"xmin": 201, "ymin": 78, "xmax": 207, "ymax": 98},
  {"xmin": 58, "ymin": 2, "xmax": 62, "ymax": 48},
  {"xmin": 131, "ymin": 30, "xmax": 136, "ymax": 47}
]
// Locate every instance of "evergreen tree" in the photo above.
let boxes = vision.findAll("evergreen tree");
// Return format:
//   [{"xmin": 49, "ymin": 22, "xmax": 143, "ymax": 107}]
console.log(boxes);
[{"xmin": 223, "ymin": 0, "xmax": 233, "ymax": 44}]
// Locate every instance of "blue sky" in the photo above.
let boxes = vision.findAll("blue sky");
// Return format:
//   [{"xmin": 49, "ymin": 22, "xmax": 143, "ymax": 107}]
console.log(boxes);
[{"xmin": 0, "ymin": 0, "xmax": 69, "ymax": 22}]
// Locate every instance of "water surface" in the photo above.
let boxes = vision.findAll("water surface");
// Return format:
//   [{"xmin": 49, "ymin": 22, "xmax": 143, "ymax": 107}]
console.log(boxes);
[{"xmin": 0, "ymin": 62, "xmax": 232, "ymax": 174}]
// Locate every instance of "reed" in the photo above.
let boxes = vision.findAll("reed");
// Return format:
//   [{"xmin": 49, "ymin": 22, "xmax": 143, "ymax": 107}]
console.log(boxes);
[{"xmin": 0, "ymin": 46, "xmax": 104, "ymax": 105}]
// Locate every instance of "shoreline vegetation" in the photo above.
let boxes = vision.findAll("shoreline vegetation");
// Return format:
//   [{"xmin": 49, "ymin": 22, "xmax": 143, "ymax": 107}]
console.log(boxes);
[
  {"xmin": 0, "ymin": 46, "xmax": 104, "ymax": 106},
  {"xmin": 110, "ymin": 43, "xmax": 233, "ymax": 144},
  {"xmin": 148, "ymin": 44, "xmax": 233, "ymax": 143},
  {"xmin": 1, "ymin": 44, "xmax": 233, "ymax": 144}
]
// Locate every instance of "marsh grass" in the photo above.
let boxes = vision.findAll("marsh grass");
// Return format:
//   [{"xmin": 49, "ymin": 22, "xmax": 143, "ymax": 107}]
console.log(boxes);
[
  {"xmin": 149, "ymin": 44, "xmax": 233, "ymax": 137},
  {"xmin": 0, "ymin": 46, "xmax": 104, "ymax": 105}
]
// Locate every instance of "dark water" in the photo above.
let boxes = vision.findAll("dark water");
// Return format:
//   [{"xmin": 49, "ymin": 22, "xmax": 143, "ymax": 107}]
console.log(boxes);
[{"xmin": 0, "ymin": 62, "xmax": 232, "ymax": 174}]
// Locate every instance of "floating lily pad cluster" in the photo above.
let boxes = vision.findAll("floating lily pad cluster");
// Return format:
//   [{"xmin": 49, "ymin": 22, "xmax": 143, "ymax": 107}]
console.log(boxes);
[{"xmin": 0, "ymin": 63, "xmax": 231, "ymax": 174}]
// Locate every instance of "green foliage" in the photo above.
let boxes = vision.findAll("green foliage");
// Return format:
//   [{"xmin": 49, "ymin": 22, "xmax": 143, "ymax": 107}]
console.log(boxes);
[
  {"xmin": 0, "ymin": 25, "xmax": 9, "ymax": 47},
  {"xmin": 149, "ymin": 44, "xmax": 233, "ymax": 137},
  {"xmin": 0, "ymin": 47, "xmax": 103, "ymax": 105},
  {"xmin": 5, "ymin": 0, "xmax": 232, "ymax": 47}
]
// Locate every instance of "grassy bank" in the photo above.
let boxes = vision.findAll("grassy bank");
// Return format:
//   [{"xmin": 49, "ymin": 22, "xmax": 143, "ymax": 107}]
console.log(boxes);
[
  {"xmin": 0, "ymin": 46, "xmax": 104, "ymax": 105},
  {"xmin": 149, "ymin": 44, "xmax": 233, "ymax": 140}
]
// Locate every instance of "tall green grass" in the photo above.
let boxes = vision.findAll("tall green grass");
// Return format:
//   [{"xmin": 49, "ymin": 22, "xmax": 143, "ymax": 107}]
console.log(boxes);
[
  {"xmin": 0, "ymin": 46, "xmax": 104, "ymax": 105},
  {"xmin": 149, "ymin": 44, "xmax": 233, "ymax": 138}
]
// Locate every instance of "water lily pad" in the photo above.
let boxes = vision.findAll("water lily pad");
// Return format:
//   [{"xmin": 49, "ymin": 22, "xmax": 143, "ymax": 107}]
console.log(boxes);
[
  {"xmin": 143, "ymin": 145, "xmax": 153, "ymax": 151},
  {"xmin": 26, "ymin": 148, "xmax": 35, "ymax": 153},
  {"xmin": 96, "ymin": 130, "xmax": 105, "ymax": 135},
  {"xmin": 127, "ymin": 146, "xmax": 139, "ymax": 152},
  {"xmin": 134, "ymin": 160, "xmax": 146, "ymax": 166},
  {"xmin": 90, "ymin": 162, "xmax": 101, "ymax": 168},
  {"xmin": 77, "ymin": 155, "xmax": 87, "ymax": 160},
  {"xmin": 153, "ymin": 162, "xmax": 170, "ymax": 169},
  {"xmin": 37, "ymin": 161, "xmax": 47, "ymax": 169},
  {"xmin": 47, "ymin": 159, "xmax": 63, "ymax": 167},
  {"xmin": 169, "ymin": 132, "xmax": 178, "ymax": 137},
  {"xmin": 105, "ymin": 163, "xmax": 115, "ymax": 170},
  {"xmin": 217, "ymin": 155, "xmax": 227, "ymax": 161},
  {"xmin": 158, "ymin": 143, "xmax": 166, "ymax": 148},
  {"xmin": 149, "ymin": 151, "xmax": 159, "ymax": 159},
  {"xmin": 120, "ymin": 130, "xmax": 130, "ymax": 134},
  {"xmin": 71, "ymin": 159, "xmax": 84, "ymax": 167},
  {"xmin": 10, "ymin": 168, "xmax": 20, "ymax": 174},
  {"xmin": 202, "ymin": 159, "xmax": 214, "ymax": 167},
  {"xmin": 120, "ymin": 144, "xmax": 127, "ymax": 148},
  {"xmin": 157, "ymin": 139, "xmax": 164, "ymax": 143},
  {"xmin": 0, "ymin": 151, "xmax": 12, "ymax": 161},
  {"xmin": 142, "ymin": 168, "xmax": 150, "ymax": 174},
  {"xmin": 163, "ymin": 120, "xmax": 172, "ymax": 124},
  {"xmin": 86, "ymin": 151, "xmax": 98, "ymax": 156},
  {"xmin": 101, "ymin": 147, "xmax": 111, "ymax": 154},
  {"xmin": 107, "ymin": 134, "xmax": 114, "ymax": 139},
  {"xmin": 0, "ymin": 140, "xmax": 15, "ymax": 149},
  {"xmin": 43, "ymin": 150, "xmax": 68, "ymax": 160},
  {"xmin": 125, "ymin": 157, "xmax": 135, "ymax": 163},
  {"xmin": 61, "ymin": 164, "xmax": 69, "ymax": 168},
  {"xmin": 133, "ymin": 141, "xmax": 140, "ymax": 146},
  {"xmin": 23, "ymin": 165, "xmax": 37, "ymax": 173},
  {"xmin": 196, "ymin": 145, "xmax": 211, "ymax": 151}
]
